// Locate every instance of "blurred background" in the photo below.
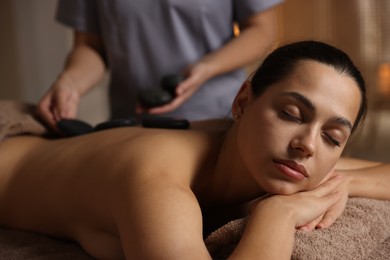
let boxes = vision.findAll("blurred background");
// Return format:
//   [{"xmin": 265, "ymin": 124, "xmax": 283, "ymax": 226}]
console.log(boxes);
[{"xmin": 0, "ymin": 0, "xmax": 389, "ymax": 162}]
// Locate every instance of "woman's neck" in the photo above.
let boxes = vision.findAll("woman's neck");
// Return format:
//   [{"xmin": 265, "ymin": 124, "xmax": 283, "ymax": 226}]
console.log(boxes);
[{"xmin": 203, "ymin": 123, "xmax": 267, "ymax": 205}]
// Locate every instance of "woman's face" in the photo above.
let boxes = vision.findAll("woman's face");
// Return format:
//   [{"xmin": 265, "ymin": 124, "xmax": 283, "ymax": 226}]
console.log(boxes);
[{"xmin": 236, "ymin": 60, "xmax": 361, "ymax": 195}]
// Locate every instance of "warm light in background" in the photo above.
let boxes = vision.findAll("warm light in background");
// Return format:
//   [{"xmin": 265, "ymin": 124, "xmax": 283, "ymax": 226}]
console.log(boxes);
[
  {"xmin": 378, "ymin": 63, "xmax": 390, "ymax": 96},
  {"xmin": 233, "ymin": 23, "xmax": 240, "ymax": 37}
]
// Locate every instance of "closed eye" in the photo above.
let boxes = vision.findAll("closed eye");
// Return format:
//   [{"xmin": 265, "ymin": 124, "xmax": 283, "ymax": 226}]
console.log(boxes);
[
  {"xmin": 282, "ymin": 111, "xmax": 302, "ymax": 124},
  {"xmin": 322, "ymin": 132, "xmax": 341, "ymax": 147},
  {"xmin": 282, "ymin": 110, "xmax": 342, "ymax": 147}
]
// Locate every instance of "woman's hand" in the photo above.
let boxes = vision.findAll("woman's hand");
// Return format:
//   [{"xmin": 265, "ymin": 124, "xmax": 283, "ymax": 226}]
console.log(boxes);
[
  {"xmin": 255, "ymin": 175, "xmax": 344, "ymax": 229},
  {"xmin": 231, "ymin": 175, "xmax": 343, "ymax": 259},
  {"xmin": 37, "ymin": 74, "xmax": 81, "ymax": 131},
  {"xmin": 297, "ymin": 172, "xmax": 351, "ymax": 231}
]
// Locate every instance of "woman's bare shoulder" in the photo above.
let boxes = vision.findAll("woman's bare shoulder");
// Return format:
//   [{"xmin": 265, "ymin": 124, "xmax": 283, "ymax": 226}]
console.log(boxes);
[
  {"xmin": 0, "ymin": 124, "xmax": 224, "ymax": 184},
  {"xmin": 115, "ymin": 126, "xmax": 222, "ymax": 162},
  {"xmin": 101, "ymin": 126, "xmax": 223, "ymax": 182},
  {"xmin": 94, "ymin": 120, "xmax": 227, "ymax": 152},
  {"xmin": 190, "ymin": 118, "xmax": 232, "ymax": 132}
]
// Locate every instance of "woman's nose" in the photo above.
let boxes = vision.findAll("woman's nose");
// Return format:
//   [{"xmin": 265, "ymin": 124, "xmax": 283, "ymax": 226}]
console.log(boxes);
[{"xmin": 289, "ymin": 129, "xmax": 317, "ymax": 158}]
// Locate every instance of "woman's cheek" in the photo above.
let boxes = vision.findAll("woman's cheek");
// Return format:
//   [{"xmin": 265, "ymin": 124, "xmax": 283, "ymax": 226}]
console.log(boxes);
[{"xmin": 313, "ymin": 161, "xmax": 338, "ymax": 186}]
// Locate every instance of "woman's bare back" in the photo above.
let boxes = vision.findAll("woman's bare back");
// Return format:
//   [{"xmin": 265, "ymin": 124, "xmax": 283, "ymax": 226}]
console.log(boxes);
[{"xmin": 0, "ymin": 126, "xmax": 223, "ymax": 258}]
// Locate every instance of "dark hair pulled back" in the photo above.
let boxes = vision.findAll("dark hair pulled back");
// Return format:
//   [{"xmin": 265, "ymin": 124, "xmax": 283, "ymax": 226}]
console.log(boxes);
[{"xmin": 251, "ymin": 40, "xmax": 367, "ymax": 133}]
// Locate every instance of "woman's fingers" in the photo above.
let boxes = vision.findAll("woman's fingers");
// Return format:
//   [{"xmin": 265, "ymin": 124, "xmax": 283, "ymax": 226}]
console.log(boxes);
[
  {"xmin": 294, "ymin": 175, "xmax": 349, "ymax": 230},
  {"xmin": 299, "ymin": 214, "xmax": 324, "ymax": 231},
  {"xmin": 292, "ymin": 179, "xmax": 343, "ymax": 228},
  {"xmin": 316, "ymin": 211, "xmax": 336, "ymax": 229},
  {"xmin": 297, "ymin": 190, "xmax": 342, "ymax": 228},
  {"xmin": 316, "ymin": 191, "xmax": 348, "ymax": 229}
]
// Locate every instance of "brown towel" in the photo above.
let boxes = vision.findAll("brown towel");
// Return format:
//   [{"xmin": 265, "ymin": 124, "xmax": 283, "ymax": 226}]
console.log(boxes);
[
  {"xmin": 0, "ymin": 100, "xmax": 49, "ymax": 141},
  {"xmin": 0, "ymin": 228, "xmax": 93, "ymax": 260},
  {"xmin": 205, "ymin": 198, "xmax": 390, "ymax": 259}
]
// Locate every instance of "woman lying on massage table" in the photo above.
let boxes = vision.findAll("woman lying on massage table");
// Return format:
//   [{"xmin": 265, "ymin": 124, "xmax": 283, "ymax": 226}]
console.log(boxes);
[{"xmin": 0, "ymin": 41, "xmax": 389, "ymax": 260}]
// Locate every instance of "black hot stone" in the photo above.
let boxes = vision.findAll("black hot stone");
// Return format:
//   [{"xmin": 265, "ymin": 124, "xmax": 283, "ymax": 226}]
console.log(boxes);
[
  {"xmin": 57, "ymin": 119, "xmax": 94, "ymax": 137},
  {"xmin": 161, "ymin": 74, "xmax": 184, "ymax": 97},
  {"xmin": 138, "ymin": 88, "xmax": 174, "ymax": 108}
]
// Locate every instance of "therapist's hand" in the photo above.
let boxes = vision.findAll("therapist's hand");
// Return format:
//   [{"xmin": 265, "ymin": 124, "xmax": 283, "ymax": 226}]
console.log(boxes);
[
  {"xmin": 140, "ymin": 61, "xmax": 213, "ymax": 115},
  {"xmin": 37, "ymin": 74, "xmax": 80, "ymax": 131}
]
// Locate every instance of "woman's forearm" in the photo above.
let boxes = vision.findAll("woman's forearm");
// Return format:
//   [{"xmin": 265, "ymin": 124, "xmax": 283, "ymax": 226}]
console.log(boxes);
[
  {"xmin": 336, "ymin": 157, "xmax": 390, "ymax": 200},
  {"xmin": 230, "ymin": 176, "xmax": 344, "ymax": 259},
  {"xmin": 344, "ymin": 163, "xmax": 390, "ymax": 200},
  {"xmin": 229, "ymin": 202, "xmax": 295, "ymax": 260}
]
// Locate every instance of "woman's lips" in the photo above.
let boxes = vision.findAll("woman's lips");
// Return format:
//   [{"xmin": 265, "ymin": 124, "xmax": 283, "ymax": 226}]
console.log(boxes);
[{"xmin": 273, "ymin": 159, "xmax": 308, "ymax": 181}]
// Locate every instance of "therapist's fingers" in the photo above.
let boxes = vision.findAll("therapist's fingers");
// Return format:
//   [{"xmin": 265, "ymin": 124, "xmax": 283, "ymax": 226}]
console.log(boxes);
[
  {"xmin": 38, "ymin": 90, "xmax": 79, "ymax": 133},
  {"xmin": 37, "ymin": 92, "xmax": 58, "ymax": 129},
  {"xmin": 176, "ymin": 61, "xmax": 212, "ymax": 95},
  {"xmin": 146, "ymin": 61, "xmax": 211, "ymax": 114},
  {"xmin": 175, "ymin": 73, "xmax": 202, "ymax": 95},
  {"xmin": 146, "ymin": 93, "xmax": 190, "ymax": 114},
  {"xmin": 147, "ymin": 84, "xmax": 199, "ymax": 114},
  {"xmin": 53, "ymin": 88, "xmax": 79, "ymax": 119}
]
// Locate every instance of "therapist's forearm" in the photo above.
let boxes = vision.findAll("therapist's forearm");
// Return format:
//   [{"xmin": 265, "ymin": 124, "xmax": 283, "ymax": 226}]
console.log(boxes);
[
  {"xmin": 198, "ymin": 7, "xmax": 279, "ymax": 80},
  {"xmin": 59, "ymin": 44, "xmax": 106, "ymax": 96}
]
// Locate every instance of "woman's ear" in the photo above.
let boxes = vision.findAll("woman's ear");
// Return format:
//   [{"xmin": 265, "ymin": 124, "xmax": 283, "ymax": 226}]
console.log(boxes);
[{"xmin": 232, "ymin": 81, "xmax": 253, "ymax": 119}]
